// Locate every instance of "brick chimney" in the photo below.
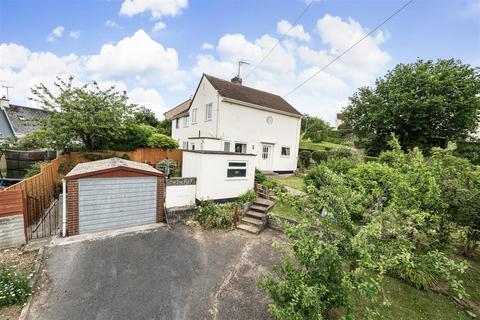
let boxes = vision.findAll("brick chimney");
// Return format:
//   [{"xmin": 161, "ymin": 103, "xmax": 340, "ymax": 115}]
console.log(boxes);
[{"xmin": 230, "ymin": 76, "xmax": 242, "ymax": 85}]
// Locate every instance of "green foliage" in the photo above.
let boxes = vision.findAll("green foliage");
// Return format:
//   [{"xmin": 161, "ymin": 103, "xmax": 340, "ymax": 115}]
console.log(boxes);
[
  {"xmin": 298, "ymin": 150, "xmax": 312, "ymax": 169},
  {"xmin": 80, "ymin": 152, "xmax": 128, "ymax": 161},
  {"xmin": 31, "ymin": 76, "xmax": 137, "ymax": 151},
  {"xmin": 236, "ymin": 190, "xmax": 256, "ymax": 204},
  {"xmin": 134, "ymin": 106, "xmax": 159, "ymax": 127},
  {"xmin": 0, "ymin": 267, "xmax": 31, "ymax": 306},
  {"xmin": 24, "ymin": 160, "xmax": 49, "ymax": 178},
  {"xmin": 146, "ymin": 133, "xmax": 178, "ymax": 149},
  {"xmin": 301, "ymin": 115, "xmax": 333, "ymax": 143},
  {"xmin": 110, "ymin": 123, "xmax": 156, "ymax": 151},
  {"xmin": 155, "ymin": 159, "xmax": 177, "ymax": 175},
  {"xmin": 343, "ymin": 59, "xmax": 480, "ymax": 155},
  {"xmin": 261, "ymin": 178, "xmax": 278, "ymax": 190},
  {"xmin": 311, "ymin": 150, "xmax": 328, "ymax": 163},
  {"xmin": 454, "ymin": 140, "xmax": 480, "ymax": 165},
  {"xmin": 255, "ymin": 169, "xmax": 267, "ymax": 184},
  {"xmin": 157, "ymin": 119, "xmax": 172, "ymax": 136},
  {"xmin": 15, "ymin": 129, "xmax": 50, "ymax": 150},
  {"xmin": 193, "ymin": 201, "xmax": 234, "ymax": 229}
]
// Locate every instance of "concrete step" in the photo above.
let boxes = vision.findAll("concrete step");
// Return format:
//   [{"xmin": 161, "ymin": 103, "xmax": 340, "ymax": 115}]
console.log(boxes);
[
  {"xmin": 241, "ymin": 216, "xmax": 264, "ymax": 226},
  {"xmin": 237, "ymin": 223, "xmax": 261, "ymax": 234},
  {"xmin": 245, "ymin": 210, "xmax": 267, "ymax": 220},
  {"xmin": 253, "ymin": 198, "xmax": 274, "ymax": 207},
  {"xmin": 250, "ymin": 205, "xmax": 269, "ymax": 213}
]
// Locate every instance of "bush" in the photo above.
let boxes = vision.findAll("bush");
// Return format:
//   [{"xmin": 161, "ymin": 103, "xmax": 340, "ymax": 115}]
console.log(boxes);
[
  {"xmin": 193, "ymin": 201, "xmax": 234, "ymax": 229},
  {"xmin": 0, "ymin": 267, "xmax": 31, "ymax": 306},
  {"xmin": 24, "ymin": 161, "xmax": 49, "ymax": 178},
  {"xmin": 311, "ymin": 150, "xmax": 328, "ymax": 163},
  {"xmin": 236, "ymin": 190, "xmax": 256, "ymax": 204},
  {"xmin": 324, "ymin": 158, "xmax": 360, "ymax": 175},
  {"xmin": 15, "ymin": 129, "xmax": 50, "ymax": 150},
  {"xmin": 110, "ymin": 124, "xmax": 156, "ymax": 151},
  {"xmin": 304, "ymin": 164, "xmax": 338, "ymax": 190},
  {"xmin": 328, "ymin": 147, "xmax": 359, "ymax": 160},
  {"xmin": 454, "ymin": 140, "xmax": 480, "ymax": 165},
  {"xmin": 298, "ymin": 150, "xmax": 312, "ymax": 169},
  {"xmin": 262, "ymin": 179, "xmax": 278, "ymax": 190},
  {"xmin": 147, "ymin": 133, "xmax": 179, "ymax": 149},
  {"xmin": 255, "ymin": 169, "xmax": 267, "ymax": 184}
]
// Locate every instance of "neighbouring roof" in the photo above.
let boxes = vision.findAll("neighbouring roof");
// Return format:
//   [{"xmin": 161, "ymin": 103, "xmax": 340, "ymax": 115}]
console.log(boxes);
[
  {"xmin": 163, "ymin": 99, "xmax": 191, "ymax": 120},
  {"xmin": 2, "ymin": 104, "xmax": 50, "ymax": 136},
  {"xmin": 65, "ymin": 157, "xmax": 163, "ymax": 180},
  {"xmin": 0, "ymin": 109, "xmax": 14, "ymax": 139},
  {"xmin": 204, "ymin": 74, "xmax": 302, "ymax": 117}
]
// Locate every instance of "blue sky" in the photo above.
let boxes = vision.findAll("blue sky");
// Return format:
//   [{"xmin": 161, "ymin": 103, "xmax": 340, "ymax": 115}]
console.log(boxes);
[{"xmin": 1, "ymin": 0, "xmax": 479, "ymax": 123}]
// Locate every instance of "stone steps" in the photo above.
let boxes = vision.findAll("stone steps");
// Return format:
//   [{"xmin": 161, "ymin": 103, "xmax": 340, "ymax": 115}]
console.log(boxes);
[{"xmin": 237, "ymin": 197, "xmax": 276, "ymax": 235}]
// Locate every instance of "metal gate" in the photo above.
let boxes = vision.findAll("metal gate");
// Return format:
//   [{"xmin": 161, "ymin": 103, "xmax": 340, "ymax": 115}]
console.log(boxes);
[{"xmin": 26, "ymin": 197, "xmax": 60, "ymax": 240}]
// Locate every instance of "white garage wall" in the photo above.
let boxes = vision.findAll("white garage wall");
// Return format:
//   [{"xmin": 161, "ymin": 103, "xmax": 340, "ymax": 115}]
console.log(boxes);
[
  {"xmin": 182, "ymin": 151, "xmax": 255, "ymax": 201},
  {"xmin": 166, "ymin": 184, "xmax": 196, "ymax": 208}
]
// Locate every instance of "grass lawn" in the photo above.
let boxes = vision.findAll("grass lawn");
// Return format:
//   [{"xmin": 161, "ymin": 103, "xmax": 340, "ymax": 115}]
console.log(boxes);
[
  {"xmin": 300, "ymin": 140, "xmax": 344, "ymax": 151},
  {"xmin": 269, "ymin": 201, "xmax": 306, "ymax": 221},
  {"xmin": 272, "ymin": 175, "xmax": 305, "ymax": 191}
]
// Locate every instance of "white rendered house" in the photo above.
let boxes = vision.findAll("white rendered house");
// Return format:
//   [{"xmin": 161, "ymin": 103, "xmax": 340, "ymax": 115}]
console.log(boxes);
[{"xmin": 165, "ymin": 74, "xmax": 302, "ymax": 173}]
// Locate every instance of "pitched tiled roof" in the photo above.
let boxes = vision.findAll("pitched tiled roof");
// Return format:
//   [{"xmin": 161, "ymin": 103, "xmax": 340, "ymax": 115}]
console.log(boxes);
[
  {"xmin": 0, "ymin": 110, "xmax": 15, "ymax": 139},
  {"xmin": 3, "ymin": 104, "xmax": 50, "ymax": 136},
  {"xmin": 204, "ymin": 74, "xmax": 302, "ymax": 116},
  {"xmin": 163, "ymin": 99, "xmax": 191, "ymax": 120}
]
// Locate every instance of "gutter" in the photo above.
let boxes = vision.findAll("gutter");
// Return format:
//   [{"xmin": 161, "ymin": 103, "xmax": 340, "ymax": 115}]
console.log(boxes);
[{"xmin": 222, "ymin": 97, "xmax": 302, "ymax": 119}]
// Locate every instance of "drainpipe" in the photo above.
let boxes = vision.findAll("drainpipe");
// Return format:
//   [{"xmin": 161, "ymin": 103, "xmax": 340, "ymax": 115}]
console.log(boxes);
[
  {"xmin": 62, "ymin": 179, "xmax": 67, "ymax": 237},
  {"xmin": 215, "ymin": 93, "xmax": 220, "ymax": 138}
]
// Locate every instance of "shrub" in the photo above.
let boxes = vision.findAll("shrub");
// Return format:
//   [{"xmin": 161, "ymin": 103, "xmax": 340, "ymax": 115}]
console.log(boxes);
[
  {"xmin": 147, "ymin": 133, "xmax": 179, "ymax": 149},
  {"xmin": 454, "ymin": 140, "xmax": 480, "ymax": 165},
  {"xmin": 328, "ymin": 147, "xmax": 359, "ymax": 160},
  {"xmin": 304, "ymin": 164, "xmax": 338, "ymax": 190},
  {"xmin": 255, "ymin": 169, "xmax": 267, "ymax": 184},
  {"xmin": 236, "ymin": 190, "xmax": 256, "ymax": 204},
  {"xmin": 324, "ymin": 158, "xmax": 360, "ymax": 175},
  {"xmin": 298, "ymin": 150, "xmax": 312, "ymax": 169},
  {"xmin": 193, "ymin": 200, "xmax": 234, "ymax": 229},
  {"xmin": 261, "ymin": 178, "xmax": 278, "ymax": 190},
  {"xmin": 0, "ymin": 267, "xmax": 31, "ymax": 306},
  {"xmin": 110, "ymin": 124, "xmax": 156, "ymax": 151},
  {"xmin": 24, "ymin": 161, "xmax": 49, "ymax": 178},
  {"xmin": 311, "ymin": 150, "xmax": 328, "ymax": 163}
]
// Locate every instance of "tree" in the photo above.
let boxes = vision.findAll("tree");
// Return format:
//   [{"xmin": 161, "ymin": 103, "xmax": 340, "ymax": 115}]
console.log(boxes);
[
  {"xmin": 157, "ymin": 118, "xmax": 172, "ymax": 136},
  {"xmin": 301, "ymin": 115, "xmax": 333, "ymax": 143},
  {"xmin": 16, "ymin": 130, "xmax": 50, "ymax": 150},
  {"xmin": 343, "ymin": 59, "xmax": 480, "ymax": 155},
  {"xmin": 31, "ymin": 76, "xmax": 136, "ymax": 151},
  {"xmin": 109, "ymin": 123, "xmax": 156, "ymax": 151},
  {"xmin": 147, "ymin": 133, "xmax": 178, "ymax": 148},
  {"xmin": 134, "ymin": 106, "xmax": 160, "ymax": 127}
]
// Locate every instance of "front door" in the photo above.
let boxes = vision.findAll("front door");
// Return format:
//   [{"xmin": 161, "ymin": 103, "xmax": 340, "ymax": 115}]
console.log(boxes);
[{"xmin": 260, "ymin": 144, "xmax": 273, "ymax": 171}]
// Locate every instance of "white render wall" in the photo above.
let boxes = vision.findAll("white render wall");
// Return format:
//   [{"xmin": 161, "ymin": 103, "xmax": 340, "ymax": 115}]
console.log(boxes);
[
  {"xmin": 171, "ymin": 76, "xmax": 301, "ymax": 172},
  {"xmin": 166, "ymin": 184, "xmax": 196, "ymax": 208},
  {"xmin": 182, "ymin": 151, "xmax": 255, "ymax": 200}
]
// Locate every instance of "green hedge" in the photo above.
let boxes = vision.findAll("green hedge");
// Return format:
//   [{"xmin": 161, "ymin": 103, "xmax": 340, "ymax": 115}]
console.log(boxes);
[{"xmin": 454, "ymin": 141, "xmax": 480, "ymax": 165}]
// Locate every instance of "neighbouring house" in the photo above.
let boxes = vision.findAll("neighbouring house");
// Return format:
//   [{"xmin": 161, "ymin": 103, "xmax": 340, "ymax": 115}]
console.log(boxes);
[
  {"xmin": 164, "ymin": 74, "xmax": 302, "ymax": 173},
  {"xmin": 0, "ymin": 97, "xmax": 49, "ymax": 140},
  {"xmin": 64, "ymin": 158, "xmax": 166, "ymax": 235}
]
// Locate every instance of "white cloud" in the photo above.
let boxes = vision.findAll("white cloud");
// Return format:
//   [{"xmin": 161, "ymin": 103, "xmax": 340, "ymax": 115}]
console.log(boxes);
[
  {"xmin": 202, "ymin": 42, "xmax": 214, "ymax": 50},
  {"xmin": 277, "ymin": 20, "xmax": 310, "ymax": 41},
  {"xmin": 152, "ymin": 21, "xmax": 166, "ymax": 32},
  {"xmin": 128, "ymin": 87, "xmax": 166, "ymax": 116},
  {"xmin": 105, "ymin": 20, "xmax": 120, "ymax": 28},
  {"xmin": 0, "ymin": 43, "xmax": 30, "ymax": 68},
  {"xmin": 86, "ymin": 29, "xmax": 179, "ymax": 81},
  {"xmin": 120, "ymin": 0, "xmax": 188, "ymax": 19},
  {"xmin": 69, "ymin": 30, "xmax": 81, "ymax": 39},
  {"xmin": 46, "ymin": 26, "xmax": 64, "ymax": 42}
]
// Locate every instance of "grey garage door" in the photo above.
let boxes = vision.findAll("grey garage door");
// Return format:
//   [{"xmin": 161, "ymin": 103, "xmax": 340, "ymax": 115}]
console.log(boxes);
[{"xmin": 79, "ymin": 177, "xmax": 157, "ymax": 234}]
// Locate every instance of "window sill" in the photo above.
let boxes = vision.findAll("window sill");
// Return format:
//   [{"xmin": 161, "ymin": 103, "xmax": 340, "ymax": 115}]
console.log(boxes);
[{"xmin": 225, "ymin": 177, "xmax": 248, "ymax": 181}]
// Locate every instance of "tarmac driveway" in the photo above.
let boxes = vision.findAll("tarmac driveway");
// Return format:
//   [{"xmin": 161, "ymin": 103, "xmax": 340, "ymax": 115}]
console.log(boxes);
[{"xmin": 28, "ymin": 224, "xmax": 283, "ymax": 320}]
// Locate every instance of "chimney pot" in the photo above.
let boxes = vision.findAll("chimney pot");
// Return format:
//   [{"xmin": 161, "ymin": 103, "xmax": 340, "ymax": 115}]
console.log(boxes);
[{"xmin": 230, "ymin": 76, "xmax": 242, "ymax": 85}]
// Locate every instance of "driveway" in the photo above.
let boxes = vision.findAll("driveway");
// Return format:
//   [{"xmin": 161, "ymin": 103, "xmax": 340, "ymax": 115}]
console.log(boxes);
[{"xmin": 28, "ymin": 225, "xmax": 283, "ymax": 320}]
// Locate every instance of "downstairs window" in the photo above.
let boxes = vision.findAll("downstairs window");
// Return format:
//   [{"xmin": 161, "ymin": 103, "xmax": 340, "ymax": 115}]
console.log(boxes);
[{"xmin": 227, "ymin": 161, "xmax": 247, "ymax": 178}]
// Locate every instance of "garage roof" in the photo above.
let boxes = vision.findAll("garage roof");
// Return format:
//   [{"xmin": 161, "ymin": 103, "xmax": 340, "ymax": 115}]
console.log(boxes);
[{"xmin": 65, "ymin": 157, "xmax": 164, "ymax": 180}]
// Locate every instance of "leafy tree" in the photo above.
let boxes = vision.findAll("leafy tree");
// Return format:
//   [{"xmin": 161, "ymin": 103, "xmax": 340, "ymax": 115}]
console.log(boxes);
[
  {"xmin": 157, "ymin": 118, "xmax": 172, "ymax": 136},
  {"xmin": 31, "ymin": 76, "xmax": 136, "ymax": 151},
  {"xmin": 15, "ymin": 129, "xmax": 50, "ymax": 150},
  {"xmin": 146, "ymin": 133, "xmax": 178, "ymax": 148},
  {"xmin": 109, "ymin": 123, "xmax": 156, "ymax": 151},
  {"xmin": 301, "ymin": 115, "xmax": 333, "ymax": 143},
  {"xmin": 343, "ymin": 59, "xmax": 480, "ymax": 155},
  {"xmin": 134, "ymin": 106, "xmax": 159, "ymax": 127}
]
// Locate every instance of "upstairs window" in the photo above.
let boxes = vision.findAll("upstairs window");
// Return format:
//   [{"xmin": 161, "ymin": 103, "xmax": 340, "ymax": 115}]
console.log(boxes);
[
  {"xmin": 227, "ymin": 161, "xmax": 247, "ymax": 178},
  {"xmin": 175, "ymin": 118, "xmax": 179, "ymax": 129},
  {"xmin": 183, "ymin": 116, "xmax": 189, "ymax": 128},
  {"xmin": 191, "ymin": 108, "xmax": 197, "ymax": 124},
  {"xmin": 234, "ymin": 143, "xmax": 247, "ymax": 153},
  {"xmin": 182, "ymin": 141, "xmax": 189, "ymax": 150},
  {"xmin": 224, "ymin": 141, "xmax": 231, "ymax": 152},
  {"xmin": 281, "ymin": 147, "xmax": 291, "ymax": 157},
  {"xmin": 205, "ymin": 103, "xmax": 213, "ymax": 121}
]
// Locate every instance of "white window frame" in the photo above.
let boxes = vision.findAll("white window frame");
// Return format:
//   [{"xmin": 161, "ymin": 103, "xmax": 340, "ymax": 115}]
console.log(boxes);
[
  {"xmin": 175, "ymin": 118, "xmax": 179, "ymax": 129},
  {"xmin": 182, "ymin": 141, "xmax": 189, "ymax": 150},
  {"xmin": 224, "ymin": 141, "xmax": 231, "ymax": 152},
  {"xmin": 226, "ymin": 161, "xmax": 248, "ymax": 180},
  {"xmin": 234, "ymin": 142, "xmax": 247, "ymax": 154},
  {"xmin": 205, "ymin": 103, "xmax": 213, "ymax": 121},
  {"xmin": 191, "ymin": 108, "xmax": 197, "ymax": 124},
  {"xmin": 281, "ymin": 146, "xmax": 291, "ymax": 157},
  {"xmin": 183, "ymin": 116, "xmax": 189, "ymax": 128}
]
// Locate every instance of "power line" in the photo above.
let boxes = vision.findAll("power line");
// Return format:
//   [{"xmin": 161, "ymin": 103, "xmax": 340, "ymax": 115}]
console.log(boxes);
[
  {"xmin": 244, "ymin": 0, "xmax": 314, "ymax": 79},
  {"xmin": 283, "ymin": 0, "xmax": 414, "ymax": 97}
]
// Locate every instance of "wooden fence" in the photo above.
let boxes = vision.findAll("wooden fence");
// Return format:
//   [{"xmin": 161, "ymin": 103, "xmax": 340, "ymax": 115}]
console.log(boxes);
[{"xmin": 0, "ymin": 189, "xmax": 24, "ymax": 217}]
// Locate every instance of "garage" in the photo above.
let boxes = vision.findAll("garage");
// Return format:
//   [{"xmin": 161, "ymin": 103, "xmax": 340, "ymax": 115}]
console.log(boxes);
[{"xmin": 64, "ymin": 157, "xmax": 165, "ymax": 236}]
